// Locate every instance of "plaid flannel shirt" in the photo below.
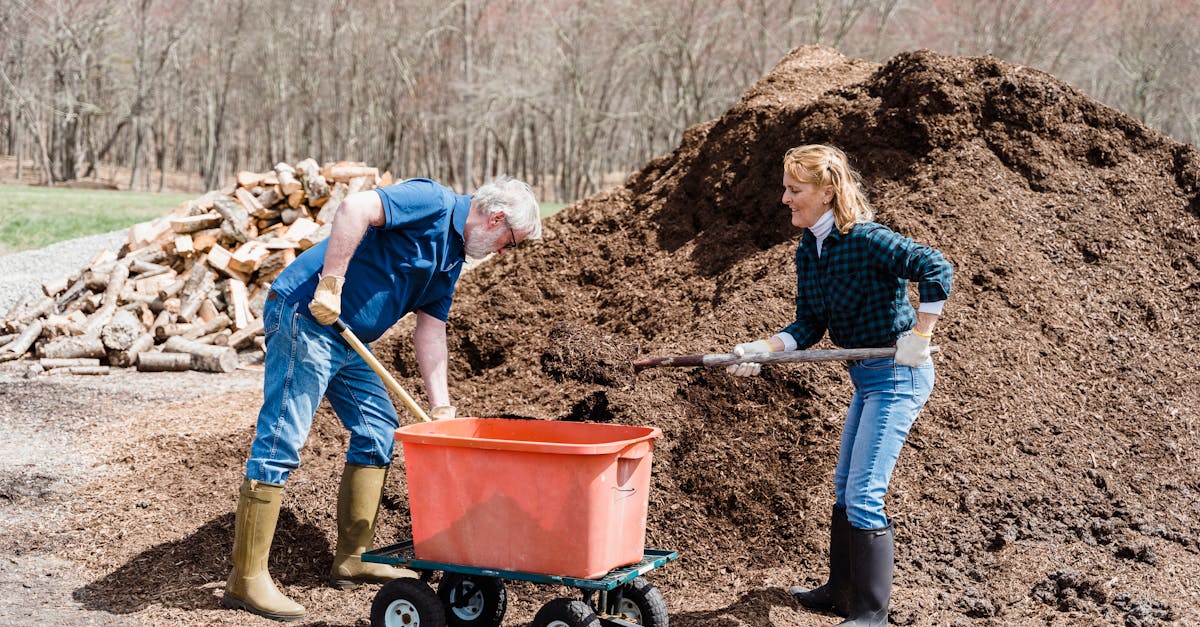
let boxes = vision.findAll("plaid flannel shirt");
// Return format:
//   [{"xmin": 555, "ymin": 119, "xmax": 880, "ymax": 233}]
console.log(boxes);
[{"xmin": 783, "ymin": 221, "xmax": 953, "ymax": 349}]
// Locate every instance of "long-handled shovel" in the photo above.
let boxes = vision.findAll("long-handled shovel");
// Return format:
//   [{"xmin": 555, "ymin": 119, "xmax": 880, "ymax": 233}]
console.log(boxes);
[
  {"xmin": 332, "ymin": 319, "xmax": 432, "ymax": 423},
  {"xmin": 633, "ymin": 346, "xmax": 940, "ymax": 372}
]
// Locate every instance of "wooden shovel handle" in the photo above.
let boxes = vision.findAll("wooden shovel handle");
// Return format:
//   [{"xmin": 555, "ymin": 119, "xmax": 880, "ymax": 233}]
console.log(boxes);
[
  {"xmin": 333, "ymin": 319, "xmax": 432, "ymax": 423},
  {"xmin": 633, "ymin": 346, "xmax": 940, "ymax": 371}
]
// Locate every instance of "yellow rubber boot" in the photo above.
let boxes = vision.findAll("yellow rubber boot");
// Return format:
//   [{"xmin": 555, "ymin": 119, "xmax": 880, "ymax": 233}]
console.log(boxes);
[
  {"xmin": 329, "ymin": 464, "xmax": 418, "ymax": 589},
  {"xmin": 220, "ymin": 479, "xmax": 305, "ymax": 622}
]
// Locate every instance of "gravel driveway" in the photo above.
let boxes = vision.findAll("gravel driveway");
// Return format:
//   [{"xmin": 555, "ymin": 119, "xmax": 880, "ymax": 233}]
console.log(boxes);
[{"xmin": 0, "ymin": 229, "xmax": 129, "ymax": 312}]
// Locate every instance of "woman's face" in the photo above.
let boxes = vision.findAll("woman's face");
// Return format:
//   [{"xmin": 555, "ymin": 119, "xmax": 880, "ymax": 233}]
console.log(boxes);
[{"xmin": 782, "ymin": 172, "xmax": 833, "ymax": 229}]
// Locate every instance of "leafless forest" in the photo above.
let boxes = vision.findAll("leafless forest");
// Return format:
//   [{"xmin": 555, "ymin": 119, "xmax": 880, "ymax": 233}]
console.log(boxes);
[{"xmin": 1, "ymin": 0, "xmax": 1196, "ymax": 201}]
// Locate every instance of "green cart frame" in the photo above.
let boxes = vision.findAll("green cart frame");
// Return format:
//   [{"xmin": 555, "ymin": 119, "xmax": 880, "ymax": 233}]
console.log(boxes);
[{"xmin": 363, "ymin": 540, "xmax": 678, "ymax": 627}]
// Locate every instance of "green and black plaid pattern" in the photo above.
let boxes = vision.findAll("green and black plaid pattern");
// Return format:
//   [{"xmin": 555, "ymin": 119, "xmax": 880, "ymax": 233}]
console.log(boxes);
[{"xmin": 783, "ymin": 222, "xmax": 953, "ymax": 349}]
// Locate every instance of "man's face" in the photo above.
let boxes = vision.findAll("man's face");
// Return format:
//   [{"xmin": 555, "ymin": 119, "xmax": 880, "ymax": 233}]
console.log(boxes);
[{"xmin": 464, "ymin": 220, "xmax": 507, "ymax": 259}]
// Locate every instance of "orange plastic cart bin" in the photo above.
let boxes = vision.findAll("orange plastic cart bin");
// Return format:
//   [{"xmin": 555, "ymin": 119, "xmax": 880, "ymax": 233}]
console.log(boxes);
[{"xmin": 395, "ymin": 417, "xmax": 662, "ymax": 579}]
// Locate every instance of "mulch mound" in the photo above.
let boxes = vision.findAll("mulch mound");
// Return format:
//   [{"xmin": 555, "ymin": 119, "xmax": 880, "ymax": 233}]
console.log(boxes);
[
  {"xmin": 375, "ymin": 45, "xmax": 1200, "ymax": 624},
  {"xmin": 49, "ymin": 45, "xmax": 1200, "ymax": 625}
]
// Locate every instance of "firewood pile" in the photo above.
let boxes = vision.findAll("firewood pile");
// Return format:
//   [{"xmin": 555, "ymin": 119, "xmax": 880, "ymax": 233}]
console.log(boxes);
[{"xmin": 0, "ymin": 159, "xmax": 389, "ymax": 376}]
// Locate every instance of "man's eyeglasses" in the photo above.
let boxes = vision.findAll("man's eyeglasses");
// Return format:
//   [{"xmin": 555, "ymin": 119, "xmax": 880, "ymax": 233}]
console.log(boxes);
[{"xmin": 502, "ymin": 223, "xmax": 519, "ymax": 253}]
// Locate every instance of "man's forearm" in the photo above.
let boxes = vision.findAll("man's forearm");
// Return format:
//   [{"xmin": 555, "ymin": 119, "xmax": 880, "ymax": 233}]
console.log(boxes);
[{"xmin": 413, "ymin": 313, "xmax": 450, "ymax": 407}]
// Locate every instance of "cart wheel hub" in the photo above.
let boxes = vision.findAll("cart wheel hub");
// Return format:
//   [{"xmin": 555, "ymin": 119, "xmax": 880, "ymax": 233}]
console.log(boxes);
[
  {"xmin": 449, "ymin": 585, "xmax": 484, "ymax": 620},
  {"xmin": 616, "ymin": 597, "xmax": 643, "ymax": 621},
  {"xmin": 385, "ymin": 598, "xmax": 421, "ymax": 626}
]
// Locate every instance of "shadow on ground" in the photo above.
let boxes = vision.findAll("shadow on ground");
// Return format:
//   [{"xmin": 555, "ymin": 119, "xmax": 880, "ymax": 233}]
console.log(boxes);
[
  {"xmin": 671, "ymin": 587, "xmax": 815, "ymax": 625},
  {"xmin": 72, "ymin": 511, "xmax": 329, "ymax": 614}
]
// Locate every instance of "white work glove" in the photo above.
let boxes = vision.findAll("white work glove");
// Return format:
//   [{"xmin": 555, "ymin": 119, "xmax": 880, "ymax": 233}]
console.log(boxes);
[
  {"xmin": 430, "ymin": 405, "xmax": 457, "ymax": 421},
  {"xmin": 726, "ymin": 340, "xmax": 772, "ymax": 377},
  {"xmin": 308, "ymin": 275, "xmax": 344, "ymax": 325},
  {"xmin": 894, "ymin": 331, "xmax": 931, "ymax": 366}
]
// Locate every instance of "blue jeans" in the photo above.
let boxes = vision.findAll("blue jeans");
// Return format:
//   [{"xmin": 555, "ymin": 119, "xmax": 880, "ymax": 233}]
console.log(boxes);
[
  {"xmin": 833, "ymin": 357, "xmax": 933, "ymax": 530},
  {"xmin": 244, "ymin": 295, "xmax": 399, "ymax": 485}
]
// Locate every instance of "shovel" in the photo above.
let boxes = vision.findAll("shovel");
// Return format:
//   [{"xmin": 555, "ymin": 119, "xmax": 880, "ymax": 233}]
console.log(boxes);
[
  {"xmin": 332, "ymin": 319, "xmax": 432, "ymax": 423},
  {"xmin": 633, "ymin": 346, "xmax": 940, "ymax": 372}
]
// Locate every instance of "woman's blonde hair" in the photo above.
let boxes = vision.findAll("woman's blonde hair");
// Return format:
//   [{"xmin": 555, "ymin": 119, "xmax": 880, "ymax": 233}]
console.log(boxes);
[{"xmin": 783, "ymin": 144, "xmax": 874, "ymax": 234}]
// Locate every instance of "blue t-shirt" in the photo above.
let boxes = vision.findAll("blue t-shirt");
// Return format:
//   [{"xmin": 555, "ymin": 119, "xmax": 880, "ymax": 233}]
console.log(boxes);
[{"xmin": 270, "ymin": 178, "xmax": 469, "ymax": 342}]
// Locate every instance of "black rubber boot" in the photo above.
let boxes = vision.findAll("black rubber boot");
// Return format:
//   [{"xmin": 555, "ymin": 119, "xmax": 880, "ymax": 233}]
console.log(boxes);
[
  {"xmin": 837, "ymin": 522, "xmax": 894, "ymax": 626},
  {"xmin": 789, "ymin": 505, "xmax": 852, "ymax": 616}
]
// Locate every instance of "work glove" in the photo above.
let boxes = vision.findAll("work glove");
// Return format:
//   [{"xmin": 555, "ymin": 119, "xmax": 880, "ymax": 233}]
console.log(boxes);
[
  {"xmin": 895, "ymin": 330, "xmax": 931, "ymax": 366},
  {"xmin": 308, "ymin": 275, "xmax": 344, "ymax": 325},
  {"xmin": 430, "ymin": 405, "xmax": 457, "ymax": 421},
  {"xmin": 726, "ymin": 340, "xmax": 772, "ymax": 377}
]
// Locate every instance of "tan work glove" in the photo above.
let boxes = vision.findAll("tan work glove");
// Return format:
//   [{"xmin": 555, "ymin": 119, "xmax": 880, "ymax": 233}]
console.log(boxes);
[
  {"xmin": 430, "ymin": 405, "xmax": 457, "ymax": 421},
  {"xmin": 726, "ymin": 340, "xmax": 772, "ymax": 377},
  {"xmin": 894, "ymin": 330, "xmax": 931, "ymax": 366},
  {"xmin": 308, "ymin": 275, "xmax": 345, "ymax": 325}
]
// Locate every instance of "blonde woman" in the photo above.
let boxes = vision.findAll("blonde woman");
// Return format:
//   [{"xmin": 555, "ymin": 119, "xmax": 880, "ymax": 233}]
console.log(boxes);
[{"xmin": 728, "ymin": 145, "xmax": 953, "ymax": 626}]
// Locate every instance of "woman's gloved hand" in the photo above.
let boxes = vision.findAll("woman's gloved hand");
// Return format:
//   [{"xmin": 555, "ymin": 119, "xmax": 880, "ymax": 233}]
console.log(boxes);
[
  {"xmin": 726, "ymin": 340, "xmax": 773, "ymax": 377},
  {"xmin": 894, "ymin": 330, "xmax": 931, "ymax": 366}
]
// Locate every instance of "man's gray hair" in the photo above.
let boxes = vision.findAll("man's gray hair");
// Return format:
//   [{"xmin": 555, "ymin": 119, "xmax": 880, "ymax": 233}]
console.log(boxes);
[{"xmin": 473, "ymin": 175, "xmax": 542, "ymax": 240}]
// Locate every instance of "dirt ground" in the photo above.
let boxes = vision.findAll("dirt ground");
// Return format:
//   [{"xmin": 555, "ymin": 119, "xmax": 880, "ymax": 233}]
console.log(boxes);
[{"xmin": 2, "ymin": 45, "xmax": 1199, "ymax": 626}]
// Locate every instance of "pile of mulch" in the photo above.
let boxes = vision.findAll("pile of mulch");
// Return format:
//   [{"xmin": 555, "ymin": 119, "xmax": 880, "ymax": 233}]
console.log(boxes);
[
  {"xmin": 377, "ymin": 46, "xmax": 1200, "ymax": 624},
  {"xmin": 48, "ymin": 45, "xmax": 1199, "ymax": 625}
]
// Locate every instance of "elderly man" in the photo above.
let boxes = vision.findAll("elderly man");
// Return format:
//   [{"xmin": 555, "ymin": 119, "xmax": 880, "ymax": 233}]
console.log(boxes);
[{"xmin": 221, "ymin": 176, "xmax": 542, "ymax": 621}]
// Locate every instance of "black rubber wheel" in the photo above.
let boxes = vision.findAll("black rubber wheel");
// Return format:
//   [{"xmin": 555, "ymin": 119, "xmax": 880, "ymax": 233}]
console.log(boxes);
[
  {"xmin": 370, "ymin": 578, "xmax": 447, "ymax": 627},
  {"xmin": 531, "ymin": 597, "xmax": 600, "ymax": 627},
  {"xmin": 609, "ymin": 577, "xmax": 669, "ymax": 627},
  {"xmin": 436, "ymin": 572, "xmax": 507, "ymax": 627}
]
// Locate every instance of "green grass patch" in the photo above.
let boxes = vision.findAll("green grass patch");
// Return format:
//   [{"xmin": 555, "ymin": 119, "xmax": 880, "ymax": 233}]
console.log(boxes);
[
  {"xmin": 541, "ymin": 202, "xmax": 568, "ymax": 217},
  {"xmin": 0, "ymin": 185, "xmax": 193, "ymax": 255}
]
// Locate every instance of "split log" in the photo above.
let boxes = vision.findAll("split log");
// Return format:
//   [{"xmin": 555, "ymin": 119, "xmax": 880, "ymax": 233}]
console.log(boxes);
[
  {"xmin": 235, "ymin": 187, "xmax": 267, "ymax": 217},
  {"xmin": 109, "ymin": 332, "xmax": 154, "ymax": 367},
  {"xmin": 227, "ymin": 316, "xmax": 264, "ymax": 349},
  {"xmin": 255, "ymin": 185, "xmax": 283, "ymax": 210},
  {"xmin": 170, "ymin": 212, "xmax": 223, "ymax": 233},
  {"xmin": 296, "ymin": 158, "xmax": 329, "ymax": 203},
  {"xmin": 206, "ymin": 244, "xmax": 251, "ymax": 283},
  {"xmin": 316, "ymin": 181, "xmax": 348, "ymax": 224},
  {"xmin": 84, "ymin": 263, "xmax": 130, "ymax": 337},
  {"xmin": 1, "ymin": 321, "xmax": 43, "ymax": 359},
  {"xmin": 137, "ymin": 351, "xmax": 192, "ymax": 372},
  {"xmin": 226, "ymin": 280, "xmax": 251, "ymax": 330},
  {"xmin": 197, "ymin": 298, "xmax": 219, "ymax": 322},
  {"xmin": 163, "ymin": 336, "xmax": 238, "ymax": 372},
  {"xmin": 323, "ymin": 163, "xmax": 379, "ymax": 183},
  {"xmin": 275, "ymin": 162, "xmax": 302, "ymax": 195},
  {"xmin": 39, "ymin": 335, "xmax": 106, "ymax": 360},
  {"xmin": 101, "ymin": 309, "xmax": 142, "ymax": 351},
  {"xmin": 229, "ymin": 241, "xmax": 270, "ymax": 274},
  {"xmin": 156, "ymin": 322, "xmax": 196, "ymax": 340},
  {"xmin": 17, "ymin": 297, "xmax": 55, "ymax": 325},
  {"xmin": 195, "ymin": 330, "xmax": 231, "ymax": 346},
  {"xmin": 212, "ymin": 195, "xmax": 254, "ymax": 243},
  {"xmin": 181, "ymin": 313, "xmax": 232, "ymax": 340},
  {"xmin": 127, "ymin": 217, "xmax": 174, "ymax": 250},
  {"xmin": 171, "ymin": 234, "xmax": 196, "ymax": 257},
  {"xmin": 55, "ymin": 275, "xmax": 89, "ymax": 312},
  {"xmin": 178, "ymin": 266, "xmax": 215, "ymax": 322},
  {"xmin": 40, "ymin": 358, "xmax": 101, "ymax": 369},
  {"xmin": 43, "ymin": 277, "xmax": 69, "ymax": 298},
  {"xmin": 237, "ymin": 170, "xmax": 270, "ymax": 189}
]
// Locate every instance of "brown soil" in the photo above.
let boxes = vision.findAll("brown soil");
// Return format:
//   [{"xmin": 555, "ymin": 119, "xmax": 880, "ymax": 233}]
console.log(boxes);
[{"xmin": 2, "ymin": 45, "xmax": 1198, "ymax": 626}]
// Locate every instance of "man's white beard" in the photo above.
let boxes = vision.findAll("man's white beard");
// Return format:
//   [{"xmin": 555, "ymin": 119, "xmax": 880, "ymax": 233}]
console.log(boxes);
[{"xmin": 464, "ymin": 223, "xmax": 503, "ymax": 260}]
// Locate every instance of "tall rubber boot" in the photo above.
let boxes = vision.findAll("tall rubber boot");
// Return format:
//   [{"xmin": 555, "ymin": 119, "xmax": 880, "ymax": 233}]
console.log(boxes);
[
  {"xmin": 789, "ymin": 505, "xmax": 852, "ymax": 616},
  {"xmin": 220, "ymin": 479, "xmax": 306, "ymax": 622},
  {"xmin": 329, "ymin": 463, "xmax": 419, "ymax": 589},
  {"xmin": 837, "ymin": 522, "xmax": 894, "ymax": 627}
]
